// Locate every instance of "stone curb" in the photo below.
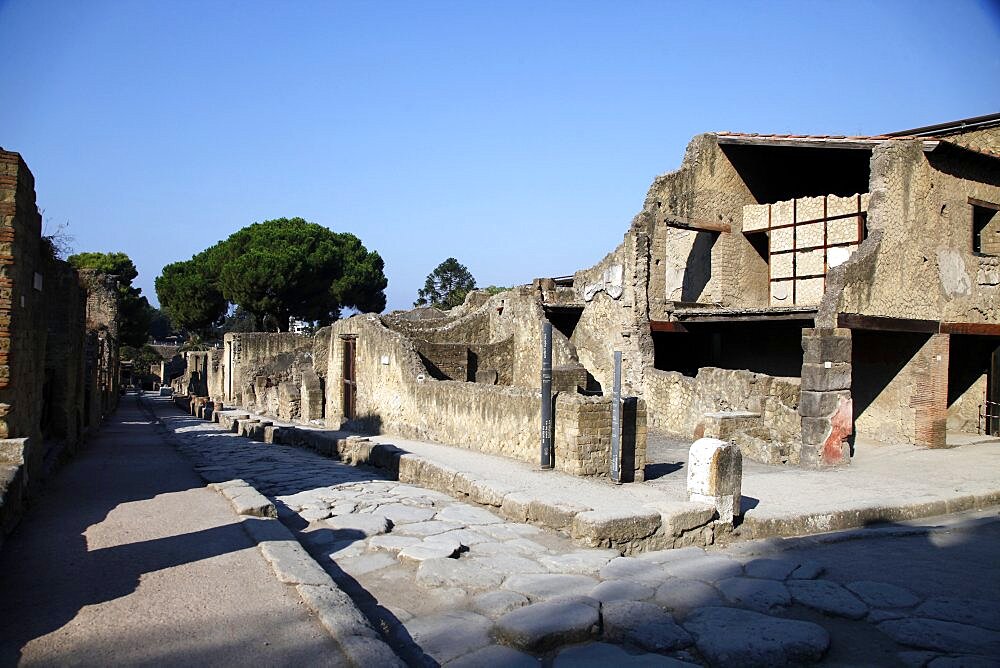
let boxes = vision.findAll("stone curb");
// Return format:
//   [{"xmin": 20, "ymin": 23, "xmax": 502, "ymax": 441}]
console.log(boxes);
[
  {"xmin": 211, "ymin": 479, "xmax": 277, "ymax": 518},
  {"xmin": 738, "ymin": 491, "xmax": 1000, "ymax": 541},
  {"xmin": 200, "ymin": 404, "xmax": 718, "ymax": 554},
  {"xmin": 141, "ymin": 396, "xmax": 405, "ymax": 668}
]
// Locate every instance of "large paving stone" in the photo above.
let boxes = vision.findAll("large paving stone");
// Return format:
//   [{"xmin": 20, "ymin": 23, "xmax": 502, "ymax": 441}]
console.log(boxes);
[
  {"xmin": 334, "ymin": 551, "xmax": 398, "ymax": 577},
  {"xmin": 367, "ymin": 534, "xmax": 421, "ymax": 554},
  {"xmin": 372, "ymin": 502, "xmax": 437, "ymax": 524},
  {"xmin": 416, "ymin": 557, "xmax": 504, "ymax": 590},
  {"xmin": 467, "ymin": 553, "xmax": 548, "ymax": 576},
  {"xmin": 788, "ymin": 560, "xmax": 825, "ymax": 580},
  {"xmin": 324, "ymin": 513, "xmax": 391, "ymax": 537},
  {"xmin": 744, "ymin": 557, "xmax": 800, "ymax": 581},
  {"xmin": 847, "ymin": 580, "xmax": 920, "ymax": 609},
  {"xmin": 493, "ymin": 598, "xmax": 600, "ymax": 651},
  {"xmin": 477, "ymin": 522, "xmax": 541, "ymax": 540},
  {"xmin": 662, "ymin": 555, "xmax": 743, "ymax": 582},
  {"xmin": 787, "ymin": 579, "xmax": 868, "ymax": 619},
  {"xmin": 398, "ymin": 538, "xmax": 461, "ymax": 564},
  {"xmin": 502, "ymin": 573, "xmax": 599, "ymax": 601},
  {"xmin": 716, "ymin": 577, "xmax": 790, "ymax": 613},
  {"xmin": 406, "ymin": 610, "xmax": 493, "ymax": 664},
  {"xmin": 654, "ymin": 578, "xmax": 724, "ymax": 614},
  {"xmin": 927, "ymin": 655, "xmax": 1000, "ymax": 668},
  {"xmin": 553, "ymin": 642, "xmax": 698, "ymax": 667},
  {"xmin": 602, "ymin": 600, "xmax": 693, "ymax": 652},
  {"xmin": 299, "ymin": 506, "xmax": 333, "ymax": 522},
  {"xmin": 915, "ymin": 598, "xmax": 1000, "ymax": 631},
  {"xmin": 878, "ymin": 618, "xmax": 1000, "ymax": 655},
  {"xmin": 431, "ymin": 528, "xmax": 493, "ymax": 547},
  {"xmin": 599, "ymin": 557, "xmax": 669, "ymax": 584},
  {"xmin": 635, "ymin": 546, "xmax": 706, "ymax": 564},
  {"xmin": 470, "ymin": 590, "xmax": 530, "ymax": 619},
  {"xmin": 684, "ymin": 607, "xmax": 830, "ymax": 667},
  {"xmin": 538, "ymin": 549, "xmax": 618, "ymax": 574},
  {"xmin": 444, "ymin": 644, "xmax": 540, "ymax": 668},
  {"xmin": 436, "ymin": 504, "xmax": 504, "ymax": 525},
  {"xmin": 394, "ymin": 520, "xmax": 463, "ymax": 538},
  {"xmin": 589, "ymin": 579, "xmax": 655, "ymax": 603}
]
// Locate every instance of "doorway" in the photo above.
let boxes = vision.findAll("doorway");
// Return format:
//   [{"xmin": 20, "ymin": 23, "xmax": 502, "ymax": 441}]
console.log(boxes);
[{"xmin": 341, "ymin": 335, "xmax": 357, "ymax": 420}]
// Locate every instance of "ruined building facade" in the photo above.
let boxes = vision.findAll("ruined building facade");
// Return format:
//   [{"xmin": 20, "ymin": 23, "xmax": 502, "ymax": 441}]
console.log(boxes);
[
  {"xmin": 177, "ymin": 114, "xmax": 999, "ymax": 474},
  {"xmin": 0, "ymin": 150, "xmax": 122, "ymax": 544}
]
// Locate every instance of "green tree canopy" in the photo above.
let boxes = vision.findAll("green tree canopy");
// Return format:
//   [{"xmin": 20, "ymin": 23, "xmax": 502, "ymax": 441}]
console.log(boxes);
[
  {"xmin": 68, "ymin": 251, "xmax": 152, "ymax": 348},
  {"xmin": 415, "ymin": 257, "xmax": 476, "ymax": 309},
  {"xmin": 156, "ymin": 218, "xmax": 387, "ymax": 332},
  {"xmin": 155, "ymin": 259, "xmax": 227, "ymax": 335}
]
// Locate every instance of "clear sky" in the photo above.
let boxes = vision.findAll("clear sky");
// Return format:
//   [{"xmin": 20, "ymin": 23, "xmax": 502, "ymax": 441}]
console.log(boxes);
[{"xmin": 1, "ymin": 1, "xmax": 998, "ymax": 313}]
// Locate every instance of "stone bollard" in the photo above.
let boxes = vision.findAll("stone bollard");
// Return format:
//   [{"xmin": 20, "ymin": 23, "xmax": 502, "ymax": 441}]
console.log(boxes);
[{"xmin": 687, "ymin": 438, "xmax": 743, "ymax": 522}]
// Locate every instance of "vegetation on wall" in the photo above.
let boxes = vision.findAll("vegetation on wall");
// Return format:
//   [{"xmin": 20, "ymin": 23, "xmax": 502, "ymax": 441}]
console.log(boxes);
[{"xmin": 68, "ymin": 251, "xmax": 153, "ymax": 348}]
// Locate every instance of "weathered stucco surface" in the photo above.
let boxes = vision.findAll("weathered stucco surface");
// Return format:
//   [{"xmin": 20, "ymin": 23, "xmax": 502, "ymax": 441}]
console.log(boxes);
[{"xmin": 823, "ymin": 141, "xmax": 1000, "ymax": 325}]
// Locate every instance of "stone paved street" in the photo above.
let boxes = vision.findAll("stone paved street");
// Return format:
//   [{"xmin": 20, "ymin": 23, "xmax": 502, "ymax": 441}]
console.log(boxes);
[{"xmin": 154, "ymin": 395, "xmax": 1000, "ymax": 667}]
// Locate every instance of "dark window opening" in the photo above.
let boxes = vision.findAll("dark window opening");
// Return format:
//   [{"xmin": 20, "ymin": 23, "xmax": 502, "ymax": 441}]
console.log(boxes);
[
  {"xmin": 746, "ymin": 231, "xmax": 769, "ymax": 264},
  {"xmin": 972, "ymin": 201, "xmax": 999, "ymax": 255},
  {"xmin": 652, "ymin": 320, "xmax": 809, "ymax": 378},
  {"xmin": 721, "ymin": 144, "xmax": 871, "ymax": 204},
  {"xmin": 545, "ymin": 308, "xmax": 583, "ymax": 340}
]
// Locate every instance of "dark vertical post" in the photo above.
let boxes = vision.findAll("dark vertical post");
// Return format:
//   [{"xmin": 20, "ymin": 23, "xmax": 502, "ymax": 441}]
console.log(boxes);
[
  {"xmin": 610, "ymin": 350, "xmax": 622, "ymax": 484},
  {"xmin": 540, "ymin": 321, "xmax": 554, "ymax": 469}
]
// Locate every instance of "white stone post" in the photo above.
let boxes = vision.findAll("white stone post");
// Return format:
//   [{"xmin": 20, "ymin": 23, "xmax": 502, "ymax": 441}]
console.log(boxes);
[{"xmin": 687, "ymin": 438, "xmax": 743, "ymax": 522}]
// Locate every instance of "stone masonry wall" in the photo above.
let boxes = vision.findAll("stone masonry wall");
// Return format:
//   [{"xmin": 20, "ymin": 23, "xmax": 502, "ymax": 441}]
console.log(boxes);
[
  {"xmin": 0, "ymin": 150, "xmax": 121, "ymax": 544},
  {"xmin": 41, "ymin": 257, "xmax": 86, "ymax": 449},
  {"xmin": 324, "ymin": 314, "xmax": 647, "ymax": 479},
  {"xmin": 820, "ymin": 141, "xmax": 1000, "ymax": 326},
  {"xmin": 644, "ymin": 366, "xmax": 801, "ymax": 464}
]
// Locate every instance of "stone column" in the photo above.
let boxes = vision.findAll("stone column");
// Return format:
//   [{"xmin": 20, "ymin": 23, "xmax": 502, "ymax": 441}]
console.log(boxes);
[{"xmin": 799, "ymin": 327, "xmax": 853, "ymax": 467}]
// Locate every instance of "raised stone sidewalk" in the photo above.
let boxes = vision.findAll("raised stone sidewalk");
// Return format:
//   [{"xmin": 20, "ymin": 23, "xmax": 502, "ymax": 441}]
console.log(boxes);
[{"xmin": 185, "ymin": 395, "xmax": 1000, "ymax": 552}]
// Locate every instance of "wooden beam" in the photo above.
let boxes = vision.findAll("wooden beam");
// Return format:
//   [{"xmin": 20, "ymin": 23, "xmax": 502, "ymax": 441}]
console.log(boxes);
[
  {"xmin": 969, "ymin": 196, "xmax": 1000, "ymax": 212},
  {"xmin": 649, "ymin": 321, "xmax": 687, "ymax": 333},
  {"xmin": 940, "ymin": 322, "xmax": 1000, "ymax": 336},
  {"xmin": 675, "ymin": 312, "xmax": 815, "ymax": 323},
  {"xmin": 837, "ymin": 313, "xmax": 940, "ymax": 333},
  {"xmin": 663, "ymin": 214, "xmax": 731, "ymax": 234}
]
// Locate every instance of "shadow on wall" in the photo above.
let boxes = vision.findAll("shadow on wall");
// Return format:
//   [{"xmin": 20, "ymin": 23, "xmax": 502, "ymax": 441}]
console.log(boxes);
[
  {"xmin": 681, "ymin": 231, "xmax": 715, "ymax": 302},
  {"xmin": 342, "ymin": 413, "xmax": 383, "ymax": 436}
]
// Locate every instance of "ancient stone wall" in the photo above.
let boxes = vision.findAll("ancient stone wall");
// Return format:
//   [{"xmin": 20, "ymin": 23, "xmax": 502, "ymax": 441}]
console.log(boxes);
[
  {"xmin": 820, "ymin": 141, "xmax": 1000, "ymax": 326},
  {"xmin": 323, "ymin": 314, "xmax": 646, "ymax": 478},
  {"xmin": 642, "ymin": 134, "xmax": 768, "ymax": 314},
  {"xmin": 78, "ymin": 270, "xmax": 121, "ymax": 432},
  {"xmin": 223, "ymin": 332, "xmax": 313, "ymax": 408},
  {"xmin": 0, "ymin": 150, "xmax": 121, "ymax": 543},
  {"xmin": 941, "ymin": 125, "xmax": 1000, "ymax": 155},
  {"xmin": 644, "ymin": 366, "xmax": 801, "ymax": 464},
  {"xmin": 572, "ymin": 241, "xmax": 646, "ymax": 395},
  {"xmin": 383, "ymin": 288, "xmax": 576, "ymax": 389},
  {"xmin": 41, "ymin": 258, "xmax": 86, "ymax": 449}
]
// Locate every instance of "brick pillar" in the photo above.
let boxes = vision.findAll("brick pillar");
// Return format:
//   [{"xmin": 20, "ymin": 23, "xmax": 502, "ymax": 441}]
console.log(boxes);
[
  {"xmin": 799, "ymin": 328, "xmax": 853, "ymax": 467},
  {"xmin": 911, "ymin": 333, "xmax": 949, "ymax": 448}
]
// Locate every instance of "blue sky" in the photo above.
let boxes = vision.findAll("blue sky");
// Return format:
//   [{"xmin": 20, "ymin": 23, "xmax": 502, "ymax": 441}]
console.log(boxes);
[{"xmin": 1, "ymin": 1, "xmax": 998, "ymax": 313}]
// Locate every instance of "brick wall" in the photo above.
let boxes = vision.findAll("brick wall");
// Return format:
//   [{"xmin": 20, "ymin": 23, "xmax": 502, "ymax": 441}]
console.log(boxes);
[{"xmin": 911, "ymin": 333, "xmax": 949, "ymax": 448}]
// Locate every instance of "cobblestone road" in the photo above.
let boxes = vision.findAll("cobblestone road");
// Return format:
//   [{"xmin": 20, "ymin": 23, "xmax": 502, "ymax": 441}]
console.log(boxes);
[{"xmin": 157, "ymin": 398, "xmax": 1000, "ymax": 667}]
